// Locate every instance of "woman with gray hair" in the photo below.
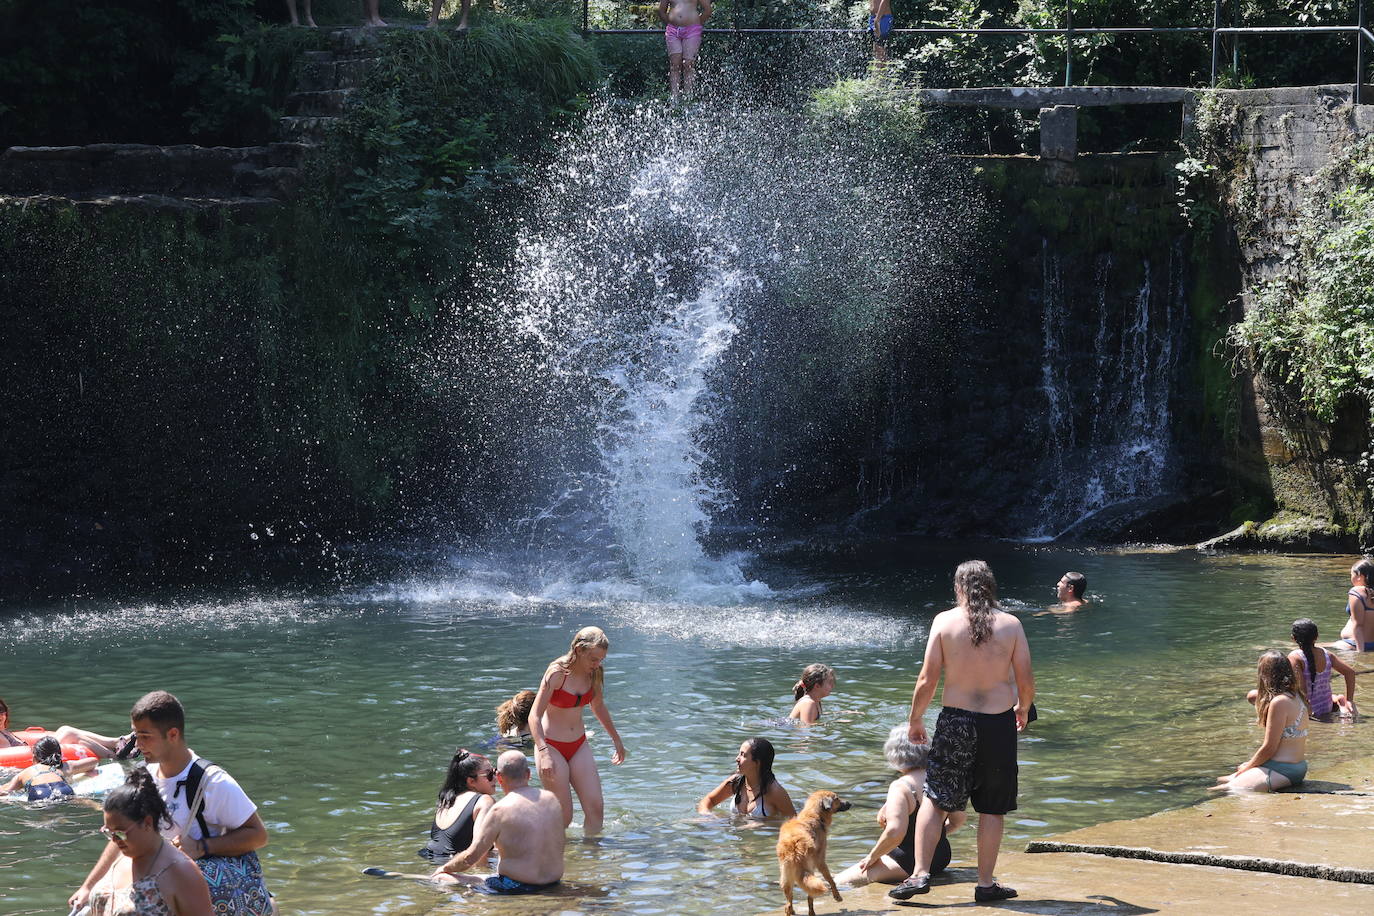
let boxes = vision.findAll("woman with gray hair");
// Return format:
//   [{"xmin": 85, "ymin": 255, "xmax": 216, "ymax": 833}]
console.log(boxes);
[{"xmin": 835, "ymin": 725, "xmax": 965, "ymax": 887}]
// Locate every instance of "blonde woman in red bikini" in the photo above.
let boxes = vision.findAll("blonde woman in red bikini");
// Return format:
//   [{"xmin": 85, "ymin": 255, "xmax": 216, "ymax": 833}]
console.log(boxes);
[
  {"xmin": 657, "ymin": 0, "xmax": 713, "ymax": 100},
  {"xmin": 528, "ymin": 626, "xmax": 627, "ymax": 835}
]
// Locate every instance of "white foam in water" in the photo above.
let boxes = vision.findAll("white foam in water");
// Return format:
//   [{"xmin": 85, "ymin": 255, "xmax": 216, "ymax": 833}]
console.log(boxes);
[{"xmin": 0, "ymin": 596, "xmax": 330, "ymax": 649}]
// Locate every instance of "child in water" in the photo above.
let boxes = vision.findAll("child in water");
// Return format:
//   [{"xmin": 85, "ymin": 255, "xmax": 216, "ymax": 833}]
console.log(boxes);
[
  {"xmin": 1289, "ymin": 618, "xmax": 1357, "ymax": 720},
  {"xmin": 788, "ymin": 664, "xmax": 835, "ymax": 725},
  {"xmin": 496, "ymin": 690, "xmax": 536, "ymax": 742},
  {"xmin": 658, "ymin": 0, "xmax": 713, "ymax": 101}
]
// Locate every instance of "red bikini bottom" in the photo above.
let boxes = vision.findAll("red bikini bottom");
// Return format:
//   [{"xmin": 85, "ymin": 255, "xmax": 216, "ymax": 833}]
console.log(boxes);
[{"xmin": 545, "ymin": 734, "xmax": 587, "ymax": 762}]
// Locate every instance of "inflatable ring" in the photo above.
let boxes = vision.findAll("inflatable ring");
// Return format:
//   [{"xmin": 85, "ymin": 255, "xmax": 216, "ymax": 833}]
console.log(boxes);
[{"xmin": 0, "ymin": 727, "xmax": 97, "ymax": 769}]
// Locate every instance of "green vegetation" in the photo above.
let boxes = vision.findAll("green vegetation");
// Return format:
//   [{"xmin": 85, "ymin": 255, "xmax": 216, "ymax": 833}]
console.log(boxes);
[
  {"xmin": 0, "ymin": 19, "xmax": 604, "ymax": 582},
  {"xmin": 1230, "ymin": 138, "xmax": 1374, "ymax": 427}
]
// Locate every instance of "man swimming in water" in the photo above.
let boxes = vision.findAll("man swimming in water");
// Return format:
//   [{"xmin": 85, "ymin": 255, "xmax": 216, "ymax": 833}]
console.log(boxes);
[
  {"xmin": 1054, "ymin": 571, "xmax": 1088, "ymax": 610},
  {"xmin": 890, "ymin": 560, "xmax": 1033, "ymax": 904},
  {"xmin": 658, "ymin": 0, "xmax": 713, "ymax": 100},
  {"xmin": 431, "ymin": 750, "xmax": 565, "ymax": 894}
]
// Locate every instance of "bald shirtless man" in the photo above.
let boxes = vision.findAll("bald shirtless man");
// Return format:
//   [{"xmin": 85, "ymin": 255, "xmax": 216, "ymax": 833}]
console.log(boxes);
[
  {"xmin": 890, "ymin": 560, "xmax": 1034, "ymax": 904},
  {"xmin": 430, "ymin": 750, "xmax": 565, "ymax": 894}
]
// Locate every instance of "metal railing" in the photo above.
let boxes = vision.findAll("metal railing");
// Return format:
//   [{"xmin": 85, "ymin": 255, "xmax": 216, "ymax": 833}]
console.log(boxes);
[{"xmin": 583, "ymin": 0, "xmax": 1374, "ymax": 104}]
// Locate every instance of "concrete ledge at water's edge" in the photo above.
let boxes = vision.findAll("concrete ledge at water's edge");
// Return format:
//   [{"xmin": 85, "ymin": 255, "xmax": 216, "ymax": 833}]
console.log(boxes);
[{"xmin": 760, "ymin": 756, "xmax": 1374, "ymax": 914}]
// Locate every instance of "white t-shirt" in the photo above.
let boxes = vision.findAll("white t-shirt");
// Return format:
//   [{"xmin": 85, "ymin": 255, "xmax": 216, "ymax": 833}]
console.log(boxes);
[{"xmin": 151, "ymin": 752, "xmax": 258, "ymax": 842}]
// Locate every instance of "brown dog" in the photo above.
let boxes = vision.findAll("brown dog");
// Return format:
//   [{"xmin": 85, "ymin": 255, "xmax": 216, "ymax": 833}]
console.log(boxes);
[{"xmin": 777, "ymin": 790, "xmax": 851, "ymax": 916}]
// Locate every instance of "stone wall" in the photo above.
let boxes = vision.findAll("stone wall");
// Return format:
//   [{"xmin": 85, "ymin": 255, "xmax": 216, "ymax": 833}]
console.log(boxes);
[{"xmin": 1206, "ymin": 85, "xmax": 1374, "ymax": 549}]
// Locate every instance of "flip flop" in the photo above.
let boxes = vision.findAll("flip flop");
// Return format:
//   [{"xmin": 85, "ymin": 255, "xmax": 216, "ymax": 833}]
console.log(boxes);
[{"xmin": 361, "ymin": 867, "xmax": 434, "ymax": 880}]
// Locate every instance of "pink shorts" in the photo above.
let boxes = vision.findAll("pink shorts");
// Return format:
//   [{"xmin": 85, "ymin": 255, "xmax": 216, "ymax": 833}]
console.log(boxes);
[{"xmin": 665, "ymin": 23, "xmax": 703, "ymax": 56}]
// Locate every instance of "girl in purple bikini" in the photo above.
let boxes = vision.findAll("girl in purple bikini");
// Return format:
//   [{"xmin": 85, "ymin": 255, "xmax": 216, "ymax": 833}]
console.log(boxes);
[{"xmin": 658, "ymin": 0, "xmax": 713, "ymax": 100}]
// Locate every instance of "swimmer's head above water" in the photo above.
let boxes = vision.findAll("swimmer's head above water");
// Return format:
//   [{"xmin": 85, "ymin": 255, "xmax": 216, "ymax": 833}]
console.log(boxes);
[
  {"xmin": 497, "ymin": 690, "xmax": 536, "ymax": 736},
  {"xmin": 32, "ymin": 736, "xmax": 63, "ymax": 768},
  {"xmin": 793, "ymin": 664, "xmax": 835, "ymax": 701},
  {"xmin": 1056, "ymin": 572, "xmax": 1087, "ymax": 603},
  {"xmin": 437, "ymin": 748, "xmax": 493, "ymax": 809}
]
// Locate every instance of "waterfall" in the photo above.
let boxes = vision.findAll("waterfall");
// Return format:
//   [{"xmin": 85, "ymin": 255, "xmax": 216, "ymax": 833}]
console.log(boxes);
[{"xmin": 1031, "ymin": 242, "xmax": 1188, "ymax": 539}]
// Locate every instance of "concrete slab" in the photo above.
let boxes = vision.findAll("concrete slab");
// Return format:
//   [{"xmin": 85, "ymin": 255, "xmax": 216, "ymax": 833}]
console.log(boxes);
[
  {"xmin": 766, "ymin": 851, "xmax": 1374, "ymax": 914},
  {"xmin": 756, "ymin": 757, "xmax": 1374, "ymax": 915},
  {"xmin": 1031, "ymin": 755, "xmax": 1374, "ymax": 876}
]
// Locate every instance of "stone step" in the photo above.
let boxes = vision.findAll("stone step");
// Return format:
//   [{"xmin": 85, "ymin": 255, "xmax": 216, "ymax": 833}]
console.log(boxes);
[
  {"xmin": 295, "ymin": 60, "xmax": 337, "ymax": 92},
  {"xmin": 334, "ymin": 57, "xmax": 375, "ymax": 88},
  {"xmin": 297, "ymin": 55, "xmax": 374, "ymax": 93},
  {"xmin": 0, "ymin": 143, "xmax": 306, "ymax": 199},
  {"xmin": 278, "ymin": 116, "xmax": 335, "ymax": 142},
  {"xmin": 0, "ymin": 193, "xmax": 283, "ymax": 213},
  {"xmin": 286, "ymin": 89, "xmax": 354, "ymax": 117}
]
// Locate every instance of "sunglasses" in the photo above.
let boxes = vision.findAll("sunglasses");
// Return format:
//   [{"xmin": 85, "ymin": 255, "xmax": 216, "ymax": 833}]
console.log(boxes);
[
  {"xmin": 99, "ymin": 826, "xmax": 133, "ymax": 842},
  {"xmin": 483, "ymin": 769, "xmax": 498, "ymax": 780}
]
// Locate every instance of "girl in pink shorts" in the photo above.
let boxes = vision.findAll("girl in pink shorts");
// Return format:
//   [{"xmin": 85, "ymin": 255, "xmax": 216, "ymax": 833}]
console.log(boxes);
[{"xmin": 657, "ymin": 0, "xmax": 713, "ymax": 99}]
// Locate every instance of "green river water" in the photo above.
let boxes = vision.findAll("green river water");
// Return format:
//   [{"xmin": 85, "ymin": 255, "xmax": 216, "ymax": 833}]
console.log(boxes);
[{"xmin": 2, "ymin": 542, "xmax": 1368, "ymax": 915}]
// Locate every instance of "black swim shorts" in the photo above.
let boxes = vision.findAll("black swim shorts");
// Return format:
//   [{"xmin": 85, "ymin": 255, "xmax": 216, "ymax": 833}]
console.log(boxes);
[
  {"xmin": 482, "ymin": 874, "xmax": 559, "ymax": 895},
  {"xmin": 923, "ymin": 706, "xmax": 1018, "ymax": 815}
]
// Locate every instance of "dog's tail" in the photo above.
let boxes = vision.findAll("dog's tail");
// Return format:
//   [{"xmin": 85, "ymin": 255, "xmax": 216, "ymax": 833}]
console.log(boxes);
[{"xmin": 799, "ymin": 875, "xmax": 830, "ymax": 896}]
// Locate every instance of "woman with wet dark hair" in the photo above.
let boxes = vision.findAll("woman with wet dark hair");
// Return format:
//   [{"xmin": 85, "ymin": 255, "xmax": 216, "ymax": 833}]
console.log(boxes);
[
  {"xmin": 697, "ymin": 737, "xmax": 796, "ymax": 819},
  {"xmin": 419, "ymin": 749, "xmax": 498, "ymax": 863},
  {"xmin": 1289, "ymin": 618, "xmax": 1358, "ymax": 719},
  {"xmin": 0, "ymin": 736, "xmax": 97, "ymax": 801},
  {"xmin": 87, "ymin": 768, "xmax": 214, "ymax": 915}
]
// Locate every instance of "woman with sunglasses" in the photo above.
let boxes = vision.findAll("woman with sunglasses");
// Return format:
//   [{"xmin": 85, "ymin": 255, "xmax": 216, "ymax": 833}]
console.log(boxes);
[
  {"xmin": 419, "ymin": 749, "xmax": 498, "ymax": 865},
  {"xmin": 88, "ymin": 767, "xmax": 213, "ymax": 915}
]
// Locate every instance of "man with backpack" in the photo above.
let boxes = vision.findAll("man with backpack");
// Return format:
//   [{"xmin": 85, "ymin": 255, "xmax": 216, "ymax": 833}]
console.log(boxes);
[{"xmin": 69, "ymin": 691, "xmax": 274, "ymax": 915}]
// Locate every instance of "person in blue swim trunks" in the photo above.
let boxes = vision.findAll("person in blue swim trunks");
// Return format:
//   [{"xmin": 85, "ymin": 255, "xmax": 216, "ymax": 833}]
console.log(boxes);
[
  {"xmin": 868, "ymin": 0, "xmax": 894, "ymax": 61},
  {"xmin": 1337, "ymin": 557, "xmax": 1374, "ymax": 651},
  {"xmin": 431, "ymin": 750, "xmax": 565, "ymax": 894}
]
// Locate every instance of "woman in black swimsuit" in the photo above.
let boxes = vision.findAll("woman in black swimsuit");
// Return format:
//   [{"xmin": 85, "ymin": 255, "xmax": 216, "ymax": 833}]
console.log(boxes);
[
  {"xmin": 836, "ymin": 726, "xmax": 964, "ymax": 887},
  {"xmin": 0, "ymin": 736, "xmax": 98, "ymax": 801},
  {"xmin": 420, "ymin": 749, "xmax": 498, "ymax": 867}
]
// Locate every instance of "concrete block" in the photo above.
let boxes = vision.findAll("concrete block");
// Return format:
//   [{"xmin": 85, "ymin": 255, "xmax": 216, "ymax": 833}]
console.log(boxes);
[{"xmin": 1039, "ymin": 105, "xmax": 1077, "ymax": 161}]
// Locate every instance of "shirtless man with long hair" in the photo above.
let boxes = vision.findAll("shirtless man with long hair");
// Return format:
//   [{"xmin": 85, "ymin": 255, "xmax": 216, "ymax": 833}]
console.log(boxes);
[{"xmin": 890, "ymin": 560, "xmax": 1033, "ymax": 904}]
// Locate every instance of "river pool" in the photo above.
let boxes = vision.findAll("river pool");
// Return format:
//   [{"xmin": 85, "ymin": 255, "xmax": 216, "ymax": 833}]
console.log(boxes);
[{"xmin": 1, "ymin": 542, "xmax": 1367, "ymax": 915}]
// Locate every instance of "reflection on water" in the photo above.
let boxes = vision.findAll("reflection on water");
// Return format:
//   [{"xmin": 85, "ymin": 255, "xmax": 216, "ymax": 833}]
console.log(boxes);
[{"xmin": 1, "ymin": 545, "xmax": 1367, "ymax": 915}]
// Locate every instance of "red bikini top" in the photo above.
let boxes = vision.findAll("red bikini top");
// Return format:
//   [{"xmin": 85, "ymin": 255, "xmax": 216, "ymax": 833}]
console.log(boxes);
[{"xmin": 549, "ymin": 671, "xmax": 593, "ymax": 708}]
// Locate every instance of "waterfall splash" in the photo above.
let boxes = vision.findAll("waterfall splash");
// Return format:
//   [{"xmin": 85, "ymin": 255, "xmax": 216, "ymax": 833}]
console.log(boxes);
[
  {"xmin": 1030, "ymin": 242, "xmax": 1188, "ymax": 540},
  {"xmin": 423, "ymin": 93, "xmax": 979, "ymax": 596},
  {"xmin": 479, "ymin": 105, "xmax": 783, "ymax": 600}
]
